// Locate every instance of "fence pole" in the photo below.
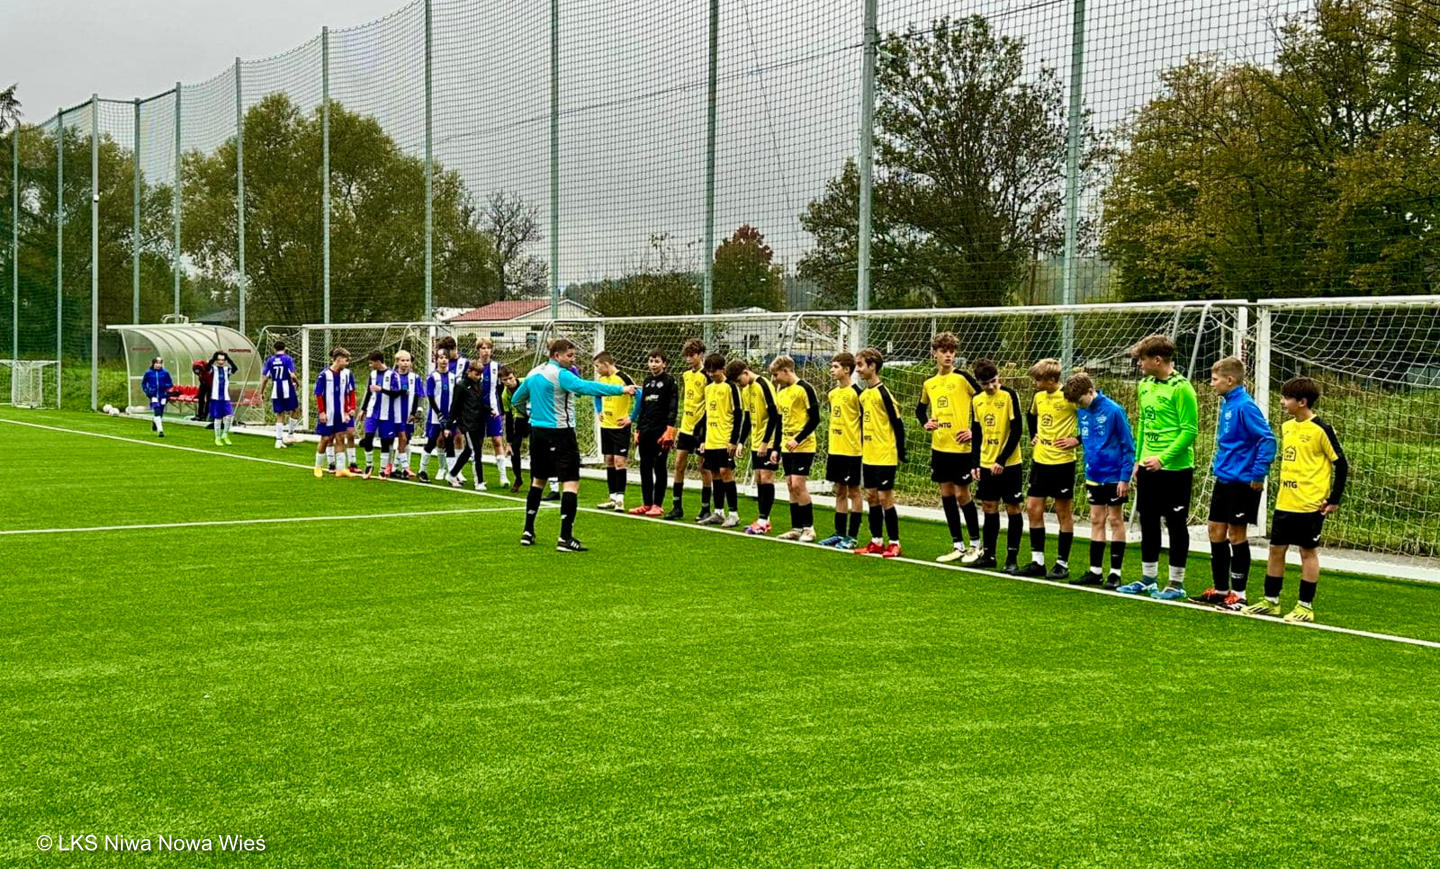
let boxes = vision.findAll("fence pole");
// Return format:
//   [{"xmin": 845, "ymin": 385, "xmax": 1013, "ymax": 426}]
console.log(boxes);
[
  {"xmin": 855, "ymin": 0, "xmax": 878, "ymax": 354},
  {"xmin": 90, "ymin": 93, "xmax": 99, "ymax": 411},
  {"xmin": 549, "ymin": 0, "xmax": 560, "ymax": 319},
  {"xmin": 322, "ymin": 26, "xmax": 331, "ymax": 324},
  {"xmin": 423, "ymin": 0, "xmax": 433, "ymax": 321},
  {"xmin": 173, "ymin": 84, "xmax": 182, "ymax": 317},
  {"xmin": 56, "ymin": 107, "xmax": 64, "ymax": 407},
  {"xmin": 1060, "ymin": 0, "xmax": 1086, "ymax": 369},
  {"xmin": 236, "ymin": 58, "xmax": 246, "ymax": 337},
  {"xmin": 132, "ymin": 98, "xmax": 140, "ymax": 324},
  {"xmin": 11, "ymin": 125, "xmax": 18, "ymax": 366},
  {"xmin": 703, "ymin": 0, "xmax": 718, "ymax": 326},
  {"xmin": 1254, "ymin": 305, "xmax": 1272, "ymax": 538}
]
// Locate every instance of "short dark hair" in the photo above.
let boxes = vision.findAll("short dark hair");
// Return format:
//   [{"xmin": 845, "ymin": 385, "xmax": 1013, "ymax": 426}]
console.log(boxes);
[
  {"xmin": 682, "ymin": 339, "xmax": 707, "ymax": 357},
  {"xmin": 368, "ymin": 350, "xmax": 385, "ymax": 363},
  {"xmin": 857, "ymin": 347, "xmax": 884, "ymax": 372},
  {"xmin": 647, "ymin": 348, "xmax": 668, "ymax": 363},
  {"xmin": 703, "ymin": 353, "xmax": 727, "ymax": 373},
  {"xmin": 1281, "ymin": 376, "xmax": 1321, "ymax": 408},
  {"xmin": 1133, "ymin": 334, "xmax": 1176, "ymax": 362},
  {"xmin": 548, "ymin": 337, "xmax": 576, "ymax": 357},
  {"xmin": 832, "ymin": 352, "xmax": 855, "ymax": 374},
  {"xmin": 436, "ymin": 335, "xmax": 457, "ymax": 352},
  {"xmin": 1062, "ymin": 373, "xmax": 1095, "ymax": 404},
  {"xmin": 467, "ymin": 360, "xmax": 484, "ymax": 374},
  {"xmin": 724, "ymin": 359, "xmax": 749, "ymax": 382},
  {"xmin": 330, "ymin": 346, "xmax": 350, "ymax": 360},
  {"xmin": 498, "ymin": 365, "xmax": 515, "ymax": 380},
  {"xmin": 273, "ymin": 341, "xmax": 286, "ymax": 352},
  {"xmin": 593, "ymin": 351, "xmax": 614, "ymax": 365},
  {"xmin": 973, "ymin": 358, "xmax": 998, "ymax": 382}
]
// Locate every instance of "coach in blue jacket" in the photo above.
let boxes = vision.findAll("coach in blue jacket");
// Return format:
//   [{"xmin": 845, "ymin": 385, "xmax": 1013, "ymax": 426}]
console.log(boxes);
[{"xmin": 1199, "ymin": 356, "xmax": 1279, "ymax": 606}]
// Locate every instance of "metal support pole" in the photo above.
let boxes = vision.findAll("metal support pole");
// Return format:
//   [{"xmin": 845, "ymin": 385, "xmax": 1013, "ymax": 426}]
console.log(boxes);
[
  {"xmin": 236, "ymin": 58, "xmax": 247, "ymax": 337},
  {"xmin": 1253, "ymin": 306, "xmax": 1272, "ymax": 538},
  {"xmin": 703, "ymin": 0, "xmax": 718, "ymax": 320},
  {"xmin": 549, "ymin": 0, "xmax": 560, "ymax": 319},
  {"xmin": 855, "ymin": 0, "xmax": 878, "ymax": 353},
  {"xmin": 132, "ymin": 98, "xmax": 140, "ymax": 324},
  {"xmin": 56, "ymin": 107, "xmax": 64, "ymax": 407},
  {"xmin": 322, "ymin": 27, "xmax": 331, "ymax": 324},
  {"xmin": 173, "ymin": 83, "xmax": 182, "ymax": 317},
  {"xmin": 423, "ymin": 0, "xmax": 434, "ymax": 322},
  {"xmin": 11, "ymin": 125, "xmax": 18, "ymax": 366},
  {"xmin": 90, "ymin": 94, "xmax": 99, "ymax": 410},
  {"xmin": 1060, "ymin": 0, "xmax": 1086, "ymax": 369},
  {"xmin": 300, "ymin": 326, "xmax": 311, "ymax": 431}
]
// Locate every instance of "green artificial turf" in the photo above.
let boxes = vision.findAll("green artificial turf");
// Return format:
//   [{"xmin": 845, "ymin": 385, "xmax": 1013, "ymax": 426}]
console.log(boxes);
[{"xmin": 3, "ymin": 409, "xmax": 1439, "ymax": 866}]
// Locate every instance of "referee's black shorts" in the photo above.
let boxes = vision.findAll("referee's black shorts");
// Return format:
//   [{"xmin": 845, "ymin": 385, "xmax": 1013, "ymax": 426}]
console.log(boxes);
[{"xmin": 530, "ymin": 427, "xmax": 580, "ymax": 482}]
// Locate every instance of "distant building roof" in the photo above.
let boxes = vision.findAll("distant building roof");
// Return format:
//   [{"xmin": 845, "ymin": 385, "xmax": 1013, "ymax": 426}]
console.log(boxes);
[{"xmin": 446, "ymin": 298, "xmax": 594, "ymax": 322}]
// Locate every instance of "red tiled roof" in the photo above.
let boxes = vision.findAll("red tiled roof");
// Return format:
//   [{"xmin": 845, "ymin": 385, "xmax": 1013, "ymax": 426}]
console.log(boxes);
[{"xmin": 449, "ymin": 299, "xmax": 552, "ymax": 322}]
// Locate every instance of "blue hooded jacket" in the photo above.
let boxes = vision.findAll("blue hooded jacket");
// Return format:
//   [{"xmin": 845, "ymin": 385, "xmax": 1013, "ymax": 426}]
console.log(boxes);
[
  {"xmin": 1211, "ymin": 384, "xmax": 1277, "ymax": 483},
  {"xmin": 1076, "ymin": 390, "xmax": 1135, "ymax": 485}
]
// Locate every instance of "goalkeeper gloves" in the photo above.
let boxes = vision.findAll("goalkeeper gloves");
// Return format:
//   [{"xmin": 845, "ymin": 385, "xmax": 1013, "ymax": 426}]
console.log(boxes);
[{"xmin": 659, "ymin": 426, "xmax": 676, "ymax": 448}]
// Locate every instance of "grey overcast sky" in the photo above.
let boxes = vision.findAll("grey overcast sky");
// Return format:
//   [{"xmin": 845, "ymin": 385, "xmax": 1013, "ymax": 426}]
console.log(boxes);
[{"xmin": 4, "ymin": 0, "xmax": 403, "ymax": 119}]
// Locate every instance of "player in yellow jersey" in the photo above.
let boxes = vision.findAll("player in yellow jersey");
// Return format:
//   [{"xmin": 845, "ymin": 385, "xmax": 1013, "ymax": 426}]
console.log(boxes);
[
  {"xmin": 855, "ymin": 348, "xmax": 908, "ymax": 558},
  {"xmin": 698, "ymin": 354, "xmax": 745, "ymax": 527},
  {"xmin": 665, "ymin": 339, "xmax": 713, "ymax": 521},
  {"xmin": 969, "ymin": 358, "xmax": 1025, "ymax": 571},
  {"xmin": 592, "ymin": 351, "xmax": 636, "ymax": 511},
  {"xmin": 917, "ymin": 332, "xmax": 984, "ymax": 564},
  {"xmin": 733, "ymin": 360, "xmax": 782, "ymax": 534},
  {"xmin": 1022, "ymin": 358, "xmax": 1080, "ymax": 580},
  {"xmin": 1243, "ymin": 377, "xmax": 1348, "ymax": 623},
  {"xmin": 770, "ymin": 355, "xmax": 821, "ymax": 542},
  {"xmin": 819, "ymin": 352, "xmax": 865, "ymax": 550}
]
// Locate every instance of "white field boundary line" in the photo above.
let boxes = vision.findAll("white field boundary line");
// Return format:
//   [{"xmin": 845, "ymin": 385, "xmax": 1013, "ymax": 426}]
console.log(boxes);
[
  {"xmin": 6, "ymin": 417, "xmax": 1438, "ymax": 651},
  {"xmin": 0, "ymin": 507, "xmax": 522, "ymax": 537}
]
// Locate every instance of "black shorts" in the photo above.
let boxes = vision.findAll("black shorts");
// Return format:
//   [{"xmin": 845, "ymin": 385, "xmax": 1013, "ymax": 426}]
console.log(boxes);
[
  {"xmin": 529, "ymin": 427, "xmax": 581, "ymax": 483},
  {"xmin": 977, "ymin": 464, "xmax": 1024, "ymax": 505},
  {"xmin": 676, "ymin": 421, "xmax": 706, "ymax": 453},
  {"xmin": 1027, "ymin": 462, "xmax": 1076, "ymax": 501},
  {"xmin": 826, "ymin": 454, "xmax": 862, "ymax": 487},
  {"xmin": 862, "ymin": 463, "xmax": 897, "ymax": 492},
  {"xmin": 1086, "ymin": 482, "xmax": 1129, "ymax": 507},
  {"xmin": 1270, "ymin": 509, "xmax": 1325, "ymax": 549},
  {"xmin": 1208, "ymin": 480, "xmax": 1262, "ymax": 526},
  {"xmin": 600, "ymin": 427, "xmax": 631, "ymax": 457},
  {"xmin": 752, "ymin": 449, "xmax": 779, "ymax": 472},
  {"xmin": 930, "ymin": 450, "xmax": 974, "ymax": 486},
  {"xmin": 781, "ymin": 452, "xmax": 815, "ymax": 478},
  {"xmin": 702, "ymin": 447, "xmax": 735, "ymax": 472},
  {"xmin": 1136, "ymin": 467, "xmax": 1194, "ymax": 518}
]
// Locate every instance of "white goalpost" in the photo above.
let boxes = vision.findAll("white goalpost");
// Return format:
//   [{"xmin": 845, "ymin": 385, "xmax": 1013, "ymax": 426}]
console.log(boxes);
[{"xmin": 2, "ymin": 360, "xmax": 60, "ymax": 408}]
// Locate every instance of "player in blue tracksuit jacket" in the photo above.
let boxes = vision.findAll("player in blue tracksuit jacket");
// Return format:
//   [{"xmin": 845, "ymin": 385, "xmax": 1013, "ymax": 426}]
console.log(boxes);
[
  {"xmin": 141, "ymin": 357, "xmax": 174, "ymax": 437},
  {"xmin": 1198, "ymin": 356, "xmax": 1279, "ymax": 606},
  {"xmin": 509, "ymin": 338, "xmax": 634, "ymax": 552},
  {"xmin": 1065, "ymin": 373, "xmax": 1136, "ymax": 587}
]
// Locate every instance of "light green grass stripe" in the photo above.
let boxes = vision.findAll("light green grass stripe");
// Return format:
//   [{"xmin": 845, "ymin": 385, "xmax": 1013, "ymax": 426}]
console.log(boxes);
[{"xmin": 0, "ymin": 507, "xmax": 523, "ymax": 536}]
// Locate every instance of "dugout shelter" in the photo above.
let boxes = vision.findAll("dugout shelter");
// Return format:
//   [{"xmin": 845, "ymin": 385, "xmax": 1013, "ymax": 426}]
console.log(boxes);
[{"xmin": 107, "ymin": 321, "xmax": 263, "ymax": 415}]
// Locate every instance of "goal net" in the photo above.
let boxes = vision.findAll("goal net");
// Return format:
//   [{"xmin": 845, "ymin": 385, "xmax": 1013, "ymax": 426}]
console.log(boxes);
[{"xmin": 2, "ymin": 360, "xmax": 60, "ymax": 409}]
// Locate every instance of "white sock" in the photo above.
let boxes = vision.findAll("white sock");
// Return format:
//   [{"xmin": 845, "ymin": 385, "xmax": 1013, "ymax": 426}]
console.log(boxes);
[
  {"xmin": 420, "ymin": 449, "xmax": 432, "ymax": 473},
  {"xmin": 346, "ymin": 448, "xmax": 356, "ymax": 466},
  {"xmin": 1032, "ymin": 553, "xmax": 1045, "ymax": 565},
  {"xmin": 326, "ymin": 447, "xmax": 335, "ymax": 467},
  {"xmin": 154, "ymin": 416, "xmax": 164, "ymax": 433},
  {"xmin": 1168, "ymin": 564, "xmax": 1186, "ymax": 586},
  {"xmin": 275, "ymin": 421, "xmax": 284, "ymax": 441},
  {"xmin": 315, "ymin": 451, "xmax": 325, "ymax": 467},
  {"xmin": 1142, "ymin": 561, "xmax": 1158, "ymax": 580}
]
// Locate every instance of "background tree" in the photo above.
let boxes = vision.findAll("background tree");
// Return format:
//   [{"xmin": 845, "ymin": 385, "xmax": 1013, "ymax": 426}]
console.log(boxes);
[
  {"xmin": 1103, "ymin": 0, "xmax": 1440, "ymax": 300},
  {"xmin": 590, "ymin": 233, "xmax": 702, "ymax": 317},
  {"xmin": 0, "ymin": 84, "xmax": 20, "ymax": 136},
  {"xmin": 800, "ymin": 15, "xmax": 1096, "ymax": 309},
  {"xmin": 183, "ymin": 93, "xmax": 496, "ymax": 325},
  {"xmin": 713, "ymin": 224, "xmax": 785, "ymax": 311},
  {"xmin": 483, "ymin": 189, "xmax": 548, "ymax": 300}
]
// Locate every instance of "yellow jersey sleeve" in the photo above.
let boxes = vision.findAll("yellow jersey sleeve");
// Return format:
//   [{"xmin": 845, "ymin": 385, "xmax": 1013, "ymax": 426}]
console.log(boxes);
[
  {"xmin": 828, "ymin": 383, "xmax": 863, "ymax": 457},
  {"xmin": 597, "ymin": 372, "xmax": 635, "ymax": 428},
  {"xmin": 1030, "ymin": 388, "xmax": 1078, "ymax": 465}
]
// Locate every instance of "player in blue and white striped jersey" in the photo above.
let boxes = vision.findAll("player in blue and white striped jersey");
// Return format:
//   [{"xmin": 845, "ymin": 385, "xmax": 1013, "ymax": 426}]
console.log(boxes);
[
  {"xmin": 394, "ymin": 350, "xmax": 424, "ymax": 479},
  {"xmin": 259, "ymin": 341, "xmax": 300, "ymax": 449},
  {"xmin": 313, "ymin": 347, "xmax": 357, "ymax": 477},
  {"xmin": 357, "ymin": 350, "xmax": 405, "ymax": 479},
  {"xmin": 418, "ymin": 351, "xmax": 457, "ymax": 482}
]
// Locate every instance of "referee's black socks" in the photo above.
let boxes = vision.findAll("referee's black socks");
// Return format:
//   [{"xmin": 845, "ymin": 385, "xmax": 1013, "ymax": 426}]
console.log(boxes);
[
  {"xmin": 560, "ymin": 491, "xmax": 578, "ymax": 540},
  {"xmin": 525, "ymin": 486, "xmax": 542, "ymax": 534}
]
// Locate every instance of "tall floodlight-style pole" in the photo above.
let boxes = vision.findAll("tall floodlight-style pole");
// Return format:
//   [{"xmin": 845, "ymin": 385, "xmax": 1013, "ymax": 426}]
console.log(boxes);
[
  {"xmin": 854, "ymin": 0, "xmax": 878, "ymax": 353},
  {"xmin": 1060, "ymin": 0, "xmax": 1087, "ymax": 368}
]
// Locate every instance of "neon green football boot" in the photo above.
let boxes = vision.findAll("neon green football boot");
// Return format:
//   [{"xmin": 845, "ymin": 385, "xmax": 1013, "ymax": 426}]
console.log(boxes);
[
  {"xmin": 1283, "ymin": 603, "xmax": 1315, "ymax": 624},
  {"xmin": 1242, "ymin": 599, "xmax": 1283, "ymax": 617}
]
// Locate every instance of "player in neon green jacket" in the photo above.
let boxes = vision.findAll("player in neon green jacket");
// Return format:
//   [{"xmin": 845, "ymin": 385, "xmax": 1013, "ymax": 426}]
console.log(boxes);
[{"xmin": 1116, "ymin": 334, "xmax": 1199, "ymax": 600}]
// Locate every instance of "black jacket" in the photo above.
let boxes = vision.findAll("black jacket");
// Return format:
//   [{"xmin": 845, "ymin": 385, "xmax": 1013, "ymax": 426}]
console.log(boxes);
[
  {"xmin": 636, "ymin": 372, "xmax": 679, "ymax": 432},
  {"xmin": 448, "ymin": 375, "xmax": 490, "ymax": 433}
]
